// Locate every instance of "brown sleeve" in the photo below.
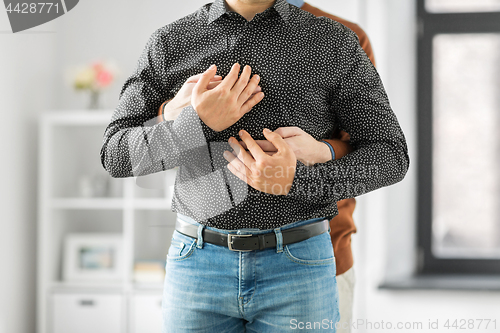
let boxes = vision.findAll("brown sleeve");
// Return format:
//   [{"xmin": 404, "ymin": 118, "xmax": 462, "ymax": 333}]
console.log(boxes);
[
  {"xmin": 328, "ymin": 197, "xmax": 357, "ymax": 275},
  {"xmin": 300, "ymin": 3, "xmax": 376, "ymax": 67}
]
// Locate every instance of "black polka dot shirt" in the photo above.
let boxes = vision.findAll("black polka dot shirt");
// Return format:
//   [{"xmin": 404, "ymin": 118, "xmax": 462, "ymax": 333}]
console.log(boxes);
[{"xmin": 100, "ymin": 0, "xmax": 409, "ymax": 230}]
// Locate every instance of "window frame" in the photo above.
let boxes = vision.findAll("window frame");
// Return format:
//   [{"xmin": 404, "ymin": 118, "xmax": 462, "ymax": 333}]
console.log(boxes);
[{"xmin": 417, "ymin": 0, "xmax": 500, "ymax": 274}]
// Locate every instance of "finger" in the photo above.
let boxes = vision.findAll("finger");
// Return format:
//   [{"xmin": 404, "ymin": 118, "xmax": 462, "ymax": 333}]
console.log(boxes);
[
  {"xmin": 239, "ymin": 139, "xmax": 277, "ymax": 152},
  {"xmin": 223, "ymin": 150, "xmax": 252, "ymax": 181},
  {"xmin": 232, "ymin": 65, "xmax": 252, "ymax": 95},
  {"xmin": 207, "ymin": 80, "xmax": 223, "ymax": 90},
  {"xmin": 193, "ymin": 64, "xmax": 217, "ymax": 95},
  {"xmin": 236, "ymin": 150, "xmax": 274, "ymax": 157},
  {"xmin": 238, "ymin": 130, "xmax": 268, "ymax": 161},
  {"xmin": 238, "ymin": 73, "xmax": 260, "ymax": 105},
  {"xmin": 228, "ymin": 137, "xmax": 256, "ymax": 170},
  {"xmin": 273, "ymin": 126, "xmax": 303, "ymax": 139},
  {"xmin": 227, "ymin": 162, "xmax": 253, "ymax": 187},
  {"xmin": 187, "ymin": 74, "xmax": 222, "ymax": 84},
  {"xmin": 219, "ymin": 63, "xmax": 241, "ymax": 90},
  {"xmin": 246, "ymin": 87, "xmax": 261, "ymax": 103},
  {"xmin": 240, "ymin": 92, "xmax": 265, "ymax": 115},
  {"xmin": 262, "ymin": 128, "xmax": 291, "ymax": 154},
  {"xmin": 186, "ymin": 73, "xmax": 203, "ymax": 83},
  {"xmin": 246, "ymin": 86, "xmax": 261, "ymax": 101}
]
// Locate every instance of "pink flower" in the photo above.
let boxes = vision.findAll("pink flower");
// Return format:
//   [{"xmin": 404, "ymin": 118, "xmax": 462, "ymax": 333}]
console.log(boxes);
[
  {"xmin": 73, "ymin": 60, "xmax": 117, "ymax": 91},
  {"xmin": 96, "ymin": 70, "xmax": 113, "ymax": 88}
]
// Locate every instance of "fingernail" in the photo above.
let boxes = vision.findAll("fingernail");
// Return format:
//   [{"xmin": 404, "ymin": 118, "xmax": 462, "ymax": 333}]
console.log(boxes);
[
  {"xmin": 209, "ymin": 64, "xmax": 216, "ymax": 70},
  {"xmin": 239, "ymin": 130, "xmax": 244, "ymax": 136},
  {"xmin": 264, "ymin": 128, "xmax": 271, "ymax": 133},
  {"xmin": 255, "ymin": 74, "xmax": 260, "ymax": 80}
]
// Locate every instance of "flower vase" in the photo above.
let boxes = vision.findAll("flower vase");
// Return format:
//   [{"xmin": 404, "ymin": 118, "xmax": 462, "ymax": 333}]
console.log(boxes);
[{"xmin": 88, "ymin": 90, "xmax": 100, "ymax": 110}]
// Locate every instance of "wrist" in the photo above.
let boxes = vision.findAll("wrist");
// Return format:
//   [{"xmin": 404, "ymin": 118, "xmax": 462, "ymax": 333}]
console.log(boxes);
[
  {"xmin": 166, "ymin": 97, "xmax": 185, "ymax": 112},
  {"xmin": 321, "ymin": 140, "xmax": 335, "ymax": 161},
  {"xmin": 324, "ymin": 138, "xmax": 353, "ymax": 160},
  {"xmin": 313, "ymin": 140, "xmax": 334, "ymax": 164},
  {"xmin": 163, "ymin": 99, "xmax": 189, "ymax": 121}
]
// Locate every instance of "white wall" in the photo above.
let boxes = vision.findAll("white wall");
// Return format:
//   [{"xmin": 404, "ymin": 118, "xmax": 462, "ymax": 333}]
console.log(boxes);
[{"xmin": 0, "ymin": 11, "xmax": 58, "ymax": 333}]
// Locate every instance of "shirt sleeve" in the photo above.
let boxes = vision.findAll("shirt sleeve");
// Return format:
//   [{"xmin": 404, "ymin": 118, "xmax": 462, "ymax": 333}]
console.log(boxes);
[
  {"xmin": 100, "ymin": 29, "xmax": 217, "ymax": 178},
  {"xmin": 286, "ymin": 27, "xmax": 409, "ymax": 203}
]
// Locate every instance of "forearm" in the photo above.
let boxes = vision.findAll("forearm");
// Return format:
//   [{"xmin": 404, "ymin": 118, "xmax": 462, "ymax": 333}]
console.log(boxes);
[
  {"xmin": 287, "ymin": 137, "xmax": 408, "ymax": 202},
  {"xmin": 290, "ymin": 111, "xmax": 409, "ymax": 202},
  {"xmin": 101, "ymin": 105, "xmax": 215, "ymax": 178},
  {"xmin": 286, "ymin": 27, "xmax": 409, "ymax": 203}
]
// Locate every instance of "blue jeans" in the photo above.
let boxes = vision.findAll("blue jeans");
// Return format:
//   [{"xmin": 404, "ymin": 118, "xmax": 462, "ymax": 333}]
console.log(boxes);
[{"xmin": 161, "ymin": 213, "xmax": 339, "ymax": 332}]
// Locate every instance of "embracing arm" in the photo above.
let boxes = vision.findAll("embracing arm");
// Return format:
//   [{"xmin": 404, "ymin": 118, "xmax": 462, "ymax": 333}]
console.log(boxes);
[
  {"xmin": 101, "ymin": 27, "xmax": 265, "ymax": 179},
  {"xmin": 100, "ymin": 29, "xmax": 219, "ymax": 178},
  {"xmin": 286, "ymin": 27, "xmax": 409, "ymax": 202},
  {"xmin": 252, "ymin": 127, "xmax": 353, "ymax": 164}
]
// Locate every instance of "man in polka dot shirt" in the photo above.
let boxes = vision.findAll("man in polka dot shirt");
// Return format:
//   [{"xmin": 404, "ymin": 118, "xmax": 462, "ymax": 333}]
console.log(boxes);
[
  {"xmin": 101, "ymin": 0, "xmax": 408, "ymax": 331},
  {"xmin": 156, "ymin": 1, "xmax": 377, "ymax": 331}
]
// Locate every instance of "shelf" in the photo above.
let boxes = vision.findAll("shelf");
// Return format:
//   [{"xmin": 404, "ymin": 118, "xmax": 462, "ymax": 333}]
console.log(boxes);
[
  {"xmin": 51, "ymin": 198, "xmax": 125, "ymax": 209},
  {"xmin": 132, "ymin": 199, "xmax": 172, "ymax": 210},
  {"xmin": 50, "ymin": 281, "xmax": 125, "ymax": 293},
  {"xmin": 39, "ymin": 110, "xmax": 114, "ymax": 126},
  {"xmin": 379, "ymin": 274, "xmax": 500, "ymax": 291},
  {"xmin": 50, "ymin": 198, "xmax": 172, "ymax": 210},
  {"xmin": 50, "ymin": 281, "xmax": 166, "ymax": 293},
  {"xmin": 38, "ymin": 112, "xmax": 178, "ymax": 333},
  {"xmin": 133, "ymin": 283, "xmax": 164, "ymax": 291}
]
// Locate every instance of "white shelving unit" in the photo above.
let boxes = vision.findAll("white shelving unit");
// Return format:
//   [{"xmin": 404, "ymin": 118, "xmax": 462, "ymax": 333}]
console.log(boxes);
[{"xmin": 37, "ymin": 111, "xmax": 177, "ymax": 333}]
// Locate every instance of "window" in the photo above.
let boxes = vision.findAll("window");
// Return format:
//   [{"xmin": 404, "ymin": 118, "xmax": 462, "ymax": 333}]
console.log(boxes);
[
  {"xmin": 426, "ymin": 0, "xmax": 500, "ymax": 13},
  {"xmin": 417, "ymin": 0, "xmax": 500, "ymax": 274}
]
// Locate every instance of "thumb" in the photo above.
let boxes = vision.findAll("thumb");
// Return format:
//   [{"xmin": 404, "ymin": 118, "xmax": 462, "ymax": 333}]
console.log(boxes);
[
  {"xmin": 187, "ymin": 73, "xmax": 222, "ymax": 84},
  {"xmin": 186, "ymin": 73, "xmax": 203, "ymax": 84},
  {"xmin": 193, "ymin": 64, "xmax": 217, "ymax": 95},
  {"xmin": 274, "ymin": 126, "xmax": 303, "ymax": 139},
  {"xmin": 262, "ymin": 128, "xmax": 289, "ymax": 154}
]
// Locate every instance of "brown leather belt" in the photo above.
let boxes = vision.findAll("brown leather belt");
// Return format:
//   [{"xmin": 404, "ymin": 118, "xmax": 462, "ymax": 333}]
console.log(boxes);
[{"xmin": 175, "ymin": 218, "xmax": 330, "ymax": 252}]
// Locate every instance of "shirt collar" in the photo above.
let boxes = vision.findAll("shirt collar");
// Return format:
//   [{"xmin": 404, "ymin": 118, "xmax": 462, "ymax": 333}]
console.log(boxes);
[{"xmin": 208, "ymin": 0, "xmax": 290, "ymax": 24}]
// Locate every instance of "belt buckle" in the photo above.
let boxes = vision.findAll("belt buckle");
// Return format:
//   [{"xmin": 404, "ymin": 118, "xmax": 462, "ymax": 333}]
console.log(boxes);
[{"xmin": 227, "ymin": 234, "xmax": 253, "ymax": 252}]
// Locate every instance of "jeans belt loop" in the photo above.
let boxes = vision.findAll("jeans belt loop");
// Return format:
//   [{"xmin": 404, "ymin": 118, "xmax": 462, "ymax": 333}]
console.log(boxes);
[
  {"xmin": 196, "ymin": 224, "xmax": 205, "ymax": 249},
  {"xmin": 274, "ymin": 228, "xmax": 283, "ymax": 253},
  {"xmin": 258, "ymin": 234, "xmax": 266, "ymax": 250}
]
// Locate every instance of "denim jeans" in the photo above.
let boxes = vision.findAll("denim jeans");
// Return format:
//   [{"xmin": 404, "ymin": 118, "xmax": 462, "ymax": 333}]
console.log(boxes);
[{"xmin": 161, "ymin": 213, "xmax": 340, "ymax": 332}]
